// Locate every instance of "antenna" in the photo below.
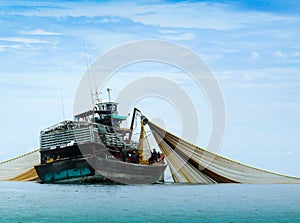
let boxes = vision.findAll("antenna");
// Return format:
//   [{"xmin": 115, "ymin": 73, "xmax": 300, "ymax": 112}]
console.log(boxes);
[
  {"xmin": 94, "ymin": 89, "xmax": 102, "ymax": 103},
  {"xmin": 60, "ymin": 90, "xmax": 65, "ymax": 120},
  {"xmin": 107, "ymin": 88, "xmax": 112, "ymax": 102},
  {"xmin": 83, "ymin": 41, "xmax": 94, "ymax": 106}
]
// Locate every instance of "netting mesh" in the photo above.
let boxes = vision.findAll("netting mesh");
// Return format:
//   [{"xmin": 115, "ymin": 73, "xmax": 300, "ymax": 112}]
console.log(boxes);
[
  {"xmin": 137, "ymin": 123, "xmax": 152, "ymax": 163},
  {"xmin": 148, "ymin": 121, "xmax": 300, "ymax": 184},
  {"xmin": 0, "ymin": 149, "xmax": 39, "ymax": 181}
]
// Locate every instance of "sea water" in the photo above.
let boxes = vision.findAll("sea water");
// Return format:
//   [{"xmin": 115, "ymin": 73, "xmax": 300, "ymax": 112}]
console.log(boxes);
[{"xmin": 0, "ymin": 182, "xmax": 299, "ymax": 223}]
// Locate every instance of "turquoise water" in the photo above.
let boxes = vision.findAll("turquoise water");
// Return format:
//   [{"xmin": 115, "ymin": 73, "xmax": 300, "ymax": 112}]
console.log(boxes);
[{"xmin": 0, "ymin": 182, "xmax": 300, "ymax": 223}]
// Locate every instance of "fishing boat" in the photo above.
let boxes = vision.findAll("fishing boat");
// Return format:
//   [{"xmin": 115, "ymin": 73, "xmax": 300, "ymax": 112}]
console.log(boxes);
[{"xmin": 34, "ymin": 89, "xmax": 167, "ymax": 184}]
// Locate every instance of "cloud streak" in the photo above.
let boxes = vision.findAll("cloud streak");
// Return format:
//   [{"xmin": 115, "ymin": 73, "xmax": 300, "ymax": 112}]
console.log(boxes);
[
  {"xmin": 18, "ymin": 29, "xmax": 61, "ymax": 36},
  {"xmin": 0, "ymin": 37, "xmax": 50, "ymax": 44}
]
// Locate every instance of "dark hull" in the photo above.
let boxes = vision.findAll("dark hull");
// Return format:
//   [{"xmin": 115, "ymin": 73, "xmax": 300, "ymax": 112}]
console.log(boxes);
[
  {"xmin": 90, "ymin": 157, "xmax": 167, "ymax": 184},
  {"xmin": 34, "ymin": 143, "xmax": 167, "ymax": 184},
  {"xmin": 34, "ymin": 158, "xmax": 95, "ymax": 183}
]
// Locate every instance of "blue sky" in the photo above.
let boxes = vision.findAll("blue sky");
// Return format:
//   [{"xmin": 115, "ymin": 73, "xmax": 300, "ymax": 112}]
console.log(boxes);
[{"xmin": 0, "ymin": 0, "xmax": 300, "ymax": 176}]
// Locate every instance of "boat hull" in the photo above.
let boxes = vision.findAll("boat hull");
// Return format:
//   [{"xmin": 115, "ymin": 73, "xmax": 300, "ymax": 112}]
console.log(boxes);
[
  {"xmin": 34, "ymin": 156, "xmax": 166, "ymax": 184},
  {"xmin": 90, "ymin": 157, "xmax": 166, "ymax": 184},
  {"xmin": 34, "ymin": 158, "xmax": 95, "ymax": 183}
]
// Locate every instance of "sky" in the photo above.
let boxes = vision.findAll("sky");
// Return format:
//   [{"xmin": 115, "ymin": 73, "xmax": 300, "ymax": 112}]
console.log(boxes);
[{"xmin": 0, "ymin": 0, "xmax": 300, "ymax": 176}]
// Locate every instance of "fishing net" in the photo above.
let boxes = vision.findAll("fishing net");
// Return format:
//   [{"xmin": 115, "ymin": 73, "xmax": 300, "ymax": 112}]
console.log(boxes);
[
  {"xmin": 0, "ymin": 149, "xmax": 39, "ymax": 181},
  {"xmin": 137, "ymin": 123, "xmax": 152, "ymax": 163},
  {"xmin": 148, "ymin": 121, "xmax": 300, "ymax": 184},
  {"xmin": 1, "ymin": 121, "xmax": 300, "ymax": 184}
]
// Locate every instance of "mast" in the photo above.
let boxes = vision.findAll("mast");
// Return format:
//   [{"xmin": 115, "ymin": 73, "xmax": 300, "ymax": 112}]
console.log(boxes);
[
  {"xmin": 94, "ymin": 88, "xmax": 102, "ymax": 103},
  {"xmin": 83, "ymin": 42, "xmax": 94, "ymax": 106},
  {"xmin": 60, "ymin": 90, "xmax": 65, "ymax": 120},
  {"xmin": 107, "ymin": 88, "xmax": 112, "ymax": 102}
]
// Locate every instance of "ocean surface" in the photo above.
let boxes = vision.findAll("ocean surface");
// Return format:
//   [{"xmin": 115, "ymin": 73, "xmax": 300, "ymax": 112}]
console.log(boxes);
[{"xmin": 0, "ymin": 182, "xmax": 300, "ymax": 223}]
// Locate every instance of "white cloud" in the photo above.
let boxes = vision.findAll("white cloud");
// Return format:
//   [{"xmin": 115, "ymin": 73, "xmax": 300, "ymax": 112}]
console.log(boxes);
[
  {"xmin": 162, "ymin": 32, "xmax": 195, "ymax": 41},
  {"xmin": 0, "ymin": 37, "xmax": 50, "ymax": 44},
  {"xmin": 273, "ymin": 50, "xmax": 287, "ymax": 58},
  {"xmin": 219, "ymin": 68, "xmax": 300, "ymax": 90},
  {"xmin": 0, "ymin": 44, "xmax": 22, "ymax": 52},
  {"xmin": 19, "ymin": 29, "xmax": 61, "ymax": 36},
  {"xmin": 3, "ymin": 1, "xmax": 286, "ymax": 31},
  {"xmin": 251, "ymin": 52, "xmax": 259, "ymax": 60},
  {"xmin": 158, "ymin": 29, "xmax": 181, "ymax": 34}
]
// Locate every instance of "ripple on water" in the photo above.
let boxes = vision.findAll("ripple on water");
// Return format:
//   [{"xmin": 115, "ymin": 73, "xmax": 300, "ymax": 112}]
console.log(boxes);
[{"xmin": 0, "ymin": 182, "xmax": 300, "ymax": 223}]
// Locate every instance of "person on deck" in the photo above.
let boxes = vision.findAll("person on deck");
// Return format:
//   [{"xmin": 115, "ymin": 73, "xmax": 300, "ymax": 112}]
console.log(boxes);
[
  {"xmin": 131, "ymin": 153, "xmax": 136, "ymax": 163},
  {"xmin": 148, "ymin": 149, "xmax": 158, "ymax": 164},
  {"xmin": 136, "ymin": 152, "xmax": 140, "ymax": 164}
]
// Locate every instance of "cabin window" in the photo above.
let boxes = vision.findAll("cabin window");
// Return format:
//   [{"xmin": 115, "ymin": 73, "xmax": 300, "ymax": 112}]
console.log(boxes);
[{"xmin": 107, "ymin": 104, "xmax": 112, "ymax": 111}]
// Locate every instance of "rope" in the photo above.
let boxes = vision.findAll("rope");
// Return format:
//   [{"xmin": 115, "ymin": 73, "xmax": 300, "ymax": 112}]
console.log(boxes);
[{"xmin": 0, "ymin": 149, "xmax": 39, "ymax": 165}]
